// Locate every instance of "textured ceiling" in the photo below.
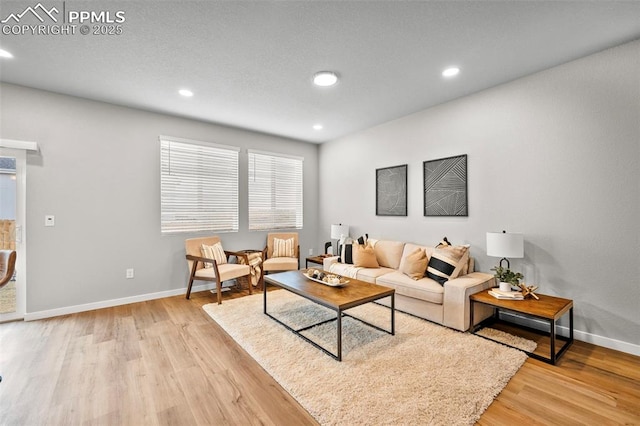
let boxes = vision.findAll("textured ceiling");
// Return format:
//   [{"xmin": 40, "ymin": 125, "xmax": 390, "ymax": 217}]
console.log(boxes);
[{"xmin": 1, "ymin": 1, "xmax": 639, "ymax": 143}]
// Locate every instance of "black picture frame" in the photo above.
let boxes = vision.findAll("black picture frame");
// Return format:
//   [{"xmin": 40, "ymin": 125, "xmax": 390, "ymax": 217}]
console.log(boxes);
[
  {"xmin": 376, "ymin": 164, "xmax": 407, "ymax": 216},
  {"xmin": 423, "ymin": 154, "xmax": 468, "ymax": 216}
]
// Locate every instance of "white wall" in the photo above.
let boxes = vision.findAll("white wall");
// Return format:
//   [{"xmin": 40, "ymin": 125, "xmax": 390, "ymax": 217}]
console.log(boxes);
[
  {"xmin": 0, "ymin": 83, "xmax": 319, "ymax": 313},
  {"xmin": 319, "ymin": 40, "xmax": 640, "ymax": 348}
]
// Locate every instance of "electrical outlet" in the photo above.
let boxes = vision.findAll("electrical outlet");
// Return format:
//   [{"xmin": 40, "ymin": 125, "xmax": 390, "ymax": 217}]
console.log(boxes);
[
  {"xmin": 126, "ymin": 268, "xmax": 134, "ymax": 279},
  {"xmin": 308, "ymin": 248, "xmax": 313, "ymax": 255},
  {"xmin": 45, "ymin": 215, "xmax": 55, "ymax": 227}
]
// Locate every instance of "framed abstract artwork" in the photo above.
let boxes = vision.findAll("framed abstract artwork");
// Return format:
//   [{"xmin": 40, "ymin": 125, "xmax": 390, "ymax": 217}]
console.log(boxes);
[
  {"xmin": 376, "ymin": 164, "xmax": 407, "ymax": 216},
  {"xmin": 423, "ymin": 154, "xmax": 468, "ymax": 216}
]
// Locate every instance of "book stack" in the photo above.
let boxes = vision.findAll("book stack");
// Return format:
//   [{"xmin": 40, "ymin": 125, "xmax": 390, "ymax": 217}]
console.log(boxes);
[{"xmin": 489, "ymin": 288, "xmax": 524, "ymax": 300}]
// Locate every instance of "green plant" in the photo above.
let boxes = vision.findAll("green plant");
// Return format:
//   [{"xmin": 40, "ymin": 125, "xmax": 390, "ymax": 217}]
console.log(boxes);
[{"xmin": 491, "ymin": 265, "xmax": 524, "ymax": 285}]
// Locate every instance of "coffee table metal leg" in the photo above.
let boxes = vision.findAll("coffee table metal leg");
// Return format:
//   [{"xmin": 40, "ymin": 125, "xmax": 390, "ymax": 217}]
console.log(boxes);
[
  {"xmin": 263, "ymin": 280, "xmax": 268, "ymax": 314},
  {"xmin": 337, "ymin": 309, "xmax": 342, "ymax": 361},
  {"xmin": 391, "ymin": 293, "xmax": 395, "ymax": 335}
]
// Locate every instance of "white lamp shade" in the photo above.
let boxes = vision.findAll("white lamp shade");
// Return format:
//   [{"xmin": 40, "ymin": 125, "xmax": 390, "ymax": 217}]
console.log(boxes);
[
  {"xmin": 486, "ymin": 232, "xmax": 524, "ymax": 258},
  {"xmin": 331, "ymin": 224, "xmax": 349, "ymax": 240}
]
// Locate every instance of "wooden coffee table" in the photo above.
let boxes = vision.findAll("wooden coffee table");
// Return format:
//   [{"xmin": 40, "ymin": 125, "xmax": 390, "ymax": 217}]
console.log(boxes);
[
  {"xmin": 470, "ymin": 289, "xmax": 574, "ymax": 364},
  {"xmin": 264, "ymin": 270, "xmax": 395, "ymax": 361}
]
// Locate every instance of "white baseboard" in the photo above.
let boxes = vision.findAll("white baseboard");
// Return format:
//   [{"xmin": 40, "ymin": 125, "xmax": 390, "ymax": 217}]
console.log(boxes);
[
  {"xmin": 500, "ymin": 312, "xmax": 640, "ymax": 357},
  {"xmin": 23, "ymin": 283, "xmax": 217, "ymax": 321},
  {"xmin": 22, "ymin": 291, "xmax": 640, "ymax": 357}
]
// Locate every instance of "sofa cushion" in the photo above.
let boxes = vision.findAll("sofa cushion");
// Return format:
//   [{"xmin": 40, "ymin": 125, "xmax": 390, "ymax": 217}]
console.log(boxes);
[
  {"xmin": 355, "ymin": 266, "xmax": 395, "ymax": 283},
  {"xmin": 329, "ymin": 262, "xmax": 360, "ymax": 279},
  {"xmin": 371, "ymin": 240, "xmax": 405, "ymax": 269},
  {"xmin": 376, "ymin": 271, "xmax": 444, "ymax": 304},
  {"xmin": 426, "ymin": 244, "xmax": 470, "ymax": 285},
  {"xmin": 399, "ymin": 248, "xmax": 428, "ymax": 280},
  {"xmin": 338, "ymin": 234, "xmax": 368, "ymax": 264},
  {"xmin": 338, "ymin": 243, "xmax": 354, "ymax": 264},
  {"xmin": 352, "ymin": 243, "xmax": 379, "ymax": 268}
]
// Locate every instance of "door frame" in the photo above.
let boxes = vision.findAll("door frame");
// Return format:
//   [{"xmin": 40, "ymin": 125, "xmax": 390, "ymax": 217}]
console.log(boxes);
[{"xmin": 0, "ymin": 139, "xmax": 37, "ymax": 321}]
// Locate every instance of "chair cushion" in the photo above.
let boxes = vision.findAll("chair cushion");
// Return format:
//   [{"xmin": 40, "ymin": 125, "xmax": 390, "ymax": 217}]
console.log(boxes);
[
  {"xmin": 273, "ymin": 237, "xmax": 295, "ymax": 257},
  {"xmin": 195, "ymin": 263, "xmax": 249, "ymax": 282},
  {"xmin": 376, "ymin": 271, "xmax": 444, "ymax": 304},
  {"xmin": 263, "ymin": 257, "xmax": 298, "ymax": 272},
  {"xmin": 201, "ymin": 242, "xmax": 227, "ymax": 268}
]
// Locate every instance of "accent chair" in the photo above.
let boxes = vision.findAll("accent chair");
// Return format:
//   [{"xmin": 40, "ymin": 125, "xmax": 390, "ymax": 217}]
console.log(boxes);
[
  {"xmin": 185, "ymin": 236, "xmax": 252, "ymax": 304},
  {"xmin": 261, "ymin": 232, "xmax": 300, "ymax": 287}
]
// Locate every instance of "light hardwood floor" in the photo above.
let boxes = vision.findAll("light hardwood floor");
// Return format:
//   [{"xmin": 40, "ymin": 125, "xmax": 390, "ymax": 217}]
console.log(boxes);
[{"xmin": 1, "ymin": 288, "xmax": 638, "ymax": 425}]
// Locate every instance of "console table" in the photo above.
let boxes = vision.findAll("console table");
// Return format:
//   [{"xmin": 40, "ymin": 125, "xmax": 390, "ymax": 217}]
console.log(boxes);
[{"xmin": 470, "ymin": 289, "xmax": 574, "ymax": 365}]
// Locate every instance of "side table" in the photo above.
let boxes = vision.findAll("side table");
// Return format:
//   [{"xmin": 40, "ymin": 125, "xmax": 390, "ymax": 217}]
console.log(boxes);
[
  {"xmin": 237, "ymin": 249, "xmax": 264, "ymax": 290},
  {"xmin": 305, "ymin": 254, "xmax": 331, "ymax": 269},
  {"xmin": 470, "ymin": 289, "xmax": 574, "ymax": 365}
]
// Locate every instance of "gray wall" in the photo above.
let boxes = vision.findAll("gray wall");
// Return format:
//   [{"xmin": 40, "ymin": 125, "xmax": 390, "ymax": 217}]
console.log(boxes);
[
  {"xmin": 319, "ymin": 40, "xmax": 640, "ymax": 347},
  {"xmin": 0, "ymin": 83, "xmax": 319, "ymax": 313}
]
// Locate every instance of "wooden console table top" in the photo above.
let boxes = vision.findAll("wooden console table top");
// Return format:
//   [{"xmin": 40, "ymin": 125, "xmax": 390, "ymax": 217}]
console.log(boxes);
[{"xmin": 471, "ymin": 289, "xmax": 573, "ymax": 320}]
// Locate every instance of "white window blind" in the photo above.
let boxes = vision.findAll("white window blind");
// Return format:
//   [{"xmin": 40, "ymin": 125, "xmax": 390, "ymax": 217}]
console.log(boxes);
[
  {"xmin": 248, "ymin": 150, "xmax": 303, "ymax": 230},
  {"xmin": 160, "ymin": 136, "xmax": 239, "ymax": 234}
]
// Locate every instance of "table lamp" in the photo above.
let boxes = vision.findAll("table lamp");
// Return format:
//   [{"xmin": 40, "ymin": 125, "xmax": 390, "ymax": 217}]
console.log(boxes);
[
  {"xmin": 486, "ymin": 230, "xmax": 524, "ymax": 269},
  {"xmin": 330, "ymin": 224, "xmax": 349, "ymax": 255}
]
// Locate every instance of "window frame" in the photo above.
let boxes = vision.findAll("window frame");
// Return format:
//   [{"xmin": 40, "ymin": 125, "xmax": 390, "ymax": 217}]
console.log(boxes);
[
  {"xmin": 247, "ymin": 149, "xmax": 304, "ymax": 231},
  {"xmin": 160, "ymin": 135, "xmax": 240, "ymax": 234}
]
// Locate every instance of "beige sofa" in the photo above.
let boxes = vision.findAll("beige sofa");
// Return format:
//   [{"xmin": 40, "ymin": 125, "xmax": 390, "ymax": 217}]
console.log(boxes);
[{"xmin": 323, "ymin": 239, "xmax": 495, "ymax": 331}]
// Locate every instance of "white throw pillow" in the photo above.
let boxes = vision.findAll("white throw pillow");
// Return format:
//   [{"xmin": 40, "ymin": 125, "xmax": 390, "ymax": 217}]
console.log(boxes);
[
  {"xmin": 273, "ymin": 238, "xmax": 295, "ymax": 258},
  {"xmin": 201, "ymin": 242, "xmax": 227, "ymax": 268}
]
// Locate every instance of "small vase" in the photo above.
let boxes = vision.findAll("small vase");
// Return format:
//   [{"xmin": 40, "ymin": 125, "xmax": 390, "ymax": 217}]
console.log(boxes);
[{"xmin": 499, "ymin": 281, "xmax": 511, "ymax": 292}]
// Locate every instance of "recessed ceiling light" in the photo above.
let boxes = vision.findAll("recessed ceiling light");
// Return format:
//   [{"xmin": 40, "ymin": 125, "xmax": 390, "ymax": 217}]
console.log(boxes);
[
  {"xmin": 178, "ymin": 89, "xmax": 193, "ymax": 97},
  {"xmin": 313, "ymin": 124, "xmax": 323, "ymax": 130},
  {"xmin": 0, "ymin": 49, "xmax": 13, "ymax": 59},
  {"xmin": 442, "ymin": 67, "xmax": 460, "ymax": 77},
  {"xmin": 313, "ymin": 71, "xmax": 338, "ymax": 87}
]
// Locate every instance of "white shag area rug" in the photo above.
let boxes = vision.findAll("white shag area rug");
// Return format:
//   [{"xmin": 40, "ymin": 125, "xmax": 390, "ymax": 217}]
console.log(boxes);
[
  {"xmin": 203, "ymin": 290, "xmax": 528, "ymax": 425},
  {"xmin": 476, "ymin": 326, "xmax": 538, "ymax": 353}
]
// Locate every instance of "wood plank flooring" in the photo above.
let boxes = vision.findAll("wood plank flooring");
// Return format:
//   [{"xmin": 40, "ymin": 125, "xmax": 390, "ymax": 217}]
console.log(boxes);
[{"xmin": 1, "ymin": 287, "xmax": 638, "ymax": 425}]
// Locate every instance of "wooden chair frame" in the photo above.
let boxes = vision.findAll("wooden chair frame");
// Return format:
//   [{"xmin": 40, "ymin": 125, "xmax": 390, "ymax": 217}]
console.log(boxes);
[{"xmin": 185, "ymin": 240, "xmax": 252, "ymax": 304}]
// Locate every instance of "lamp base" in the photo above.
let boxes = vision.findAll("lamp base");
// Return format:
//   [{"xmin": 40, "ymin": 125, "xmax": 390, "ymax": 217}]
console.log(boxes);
[{"xmin": 499, "ymin": 257, "xmax": 510, "ymax": 269}]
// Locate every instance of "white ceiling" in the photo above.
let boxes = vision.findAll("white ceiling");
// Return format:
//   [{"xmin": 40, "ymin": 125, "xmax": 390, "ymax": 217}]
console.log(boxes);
[{"xmin": 1, "ymin": 1, "xmax": 639, "ymax": 143}]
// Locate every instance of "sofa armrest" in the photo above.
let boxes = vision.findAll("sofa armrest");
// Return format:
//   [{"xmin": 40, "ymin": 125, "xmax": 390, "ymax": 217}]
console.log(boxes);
[
  {"xmin": 322, "ymin": 256, "xmax": 340, "ymax": 271},
  {"xmin": 442, "ymin": 272, "xmax": 496, "ymax": 331}
]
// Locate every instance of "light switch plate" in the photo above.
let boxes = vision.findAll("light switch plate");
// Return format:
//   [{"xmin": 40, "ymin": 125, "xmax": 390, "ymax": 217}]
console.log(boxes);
[{"xmin": 45, "ymin": 215, "xmax": 55, "ymax": 227}]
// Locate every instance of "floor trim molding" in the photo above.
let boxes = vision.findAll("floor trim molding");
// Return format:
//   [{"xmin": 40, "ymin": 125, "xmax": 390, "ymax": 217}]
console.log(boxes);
[
  {"xmin": 23, "ymin": 283, "xmax": 217, "ymax": 321},
  {"xmin": 22, "ymin": 290, "xmax": 639, "ymax": 357}
]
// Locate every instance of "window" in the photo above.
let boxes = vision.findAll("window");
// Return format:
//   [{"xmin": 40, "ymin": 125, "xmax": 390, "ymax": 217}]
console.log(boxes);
[
  {"xmin": 160, "ymin": 136, "xmax": 239, "ymax": 234},
  {"xmin": 248, "ymin": 150, "xmax": 303, "ymax": 230}
]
